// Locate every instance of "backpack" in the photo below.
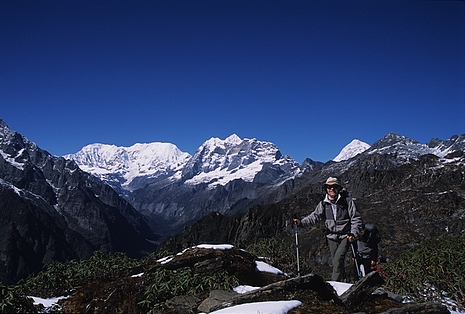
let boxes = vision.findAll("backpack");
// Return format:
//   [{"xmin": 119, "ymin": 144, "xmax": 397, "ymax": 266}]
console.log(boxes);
[{"xmin": 364, "ymin": 223, "xmax": 381, "ymax": 244}]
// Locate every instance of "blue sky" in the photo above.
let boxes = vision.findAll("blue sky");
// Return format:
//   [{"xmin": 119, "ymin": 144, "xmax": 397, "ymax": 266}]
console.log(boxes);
[{"xmin": 1, "ymin": 0, "xmax": 464, "ymax": 163}]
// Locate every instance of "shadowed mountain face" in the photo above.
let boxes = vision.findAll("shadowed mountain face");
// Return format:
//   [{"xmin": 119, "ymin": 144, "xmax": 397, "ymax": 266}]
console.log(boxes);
[{"xmin": 0, "ymin": 120, "xmax": 159, "ymax": 284}]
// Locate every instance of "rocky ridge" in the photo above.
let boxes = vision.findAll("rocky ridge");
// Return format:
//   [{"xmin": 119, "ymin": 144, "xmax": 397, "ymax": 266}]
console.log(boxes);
[{"xmin": 0, "ymin": 119, "xmax": 159, "ymax": 284}]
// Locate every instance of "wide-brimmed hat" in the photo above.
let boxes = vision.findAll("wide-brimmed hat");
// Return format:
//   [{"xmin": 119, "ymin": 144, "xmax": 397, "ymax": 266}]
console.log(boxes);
[{"xmin": 323, "ymin": 177, "xmax": 342, "ymax": 188}]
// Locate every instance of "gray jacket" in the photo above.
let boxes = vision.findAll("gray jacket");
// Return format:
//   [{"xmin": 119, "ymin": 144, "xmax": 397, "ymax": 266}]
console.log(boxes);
[{"xmin": 301, "ymin": 194, "xmax": 362, "ymax": 241}]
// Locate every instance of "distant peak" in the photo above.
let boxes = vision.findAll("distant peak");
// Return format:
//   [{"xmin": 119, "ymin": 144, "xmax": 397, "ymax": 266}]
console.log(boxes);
[
  {"xmin": 203, "ymin": 134, "xmax": 243, "ymax": 149},
  {"xmin": 371, "ymin": 133, "xmax": 418, "ymax": 149},
  {"xmin": 384, "ymin": 132, "xmax": 405, "ymax": 140},
  {"xmin": 333, "ymin": 139, "xmax": 370, "ymax": 162},
  {"xmin": 225, "ymin": 134, "xmax": 242, "ymax": 144}
]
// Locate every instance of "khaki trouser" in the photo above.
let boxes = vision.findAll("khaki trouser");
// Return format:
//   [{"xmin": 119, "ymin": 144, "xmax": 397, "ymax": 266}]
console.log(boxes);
[{"xmin": 327, "ymin": 237, "xmax": 349, "ymax": 281}]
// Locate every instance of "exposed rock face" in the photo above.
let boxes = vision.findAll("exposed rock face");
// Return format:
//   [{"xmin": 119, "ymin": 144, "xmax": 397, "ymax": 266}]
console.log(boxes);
[{"xmin": 0, "ymin": 120, "xmax": 159, "ymax": 284}]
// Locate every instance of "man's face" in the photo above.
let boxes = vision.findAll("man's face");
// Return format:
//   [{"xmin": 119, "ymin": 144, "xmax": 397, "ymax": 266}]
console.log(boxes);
[{"xmin": 326, "ymin": 185, "xmax": 340, "ymax": 198}]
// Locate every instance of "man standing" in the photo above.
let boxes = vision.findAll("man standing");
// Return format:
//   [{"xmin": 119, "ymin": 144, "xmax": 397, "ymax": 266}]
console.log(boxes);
[{"xmin": 293, "ymin": 177, "xmax": 363, "ymax": 281}]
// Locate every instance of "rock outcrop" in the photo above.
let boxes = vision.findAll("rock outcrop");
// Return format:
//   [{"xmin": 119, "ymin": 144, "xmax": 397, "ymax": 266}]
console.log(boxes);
[{"xmin": 55, "ymin": 245, "xmax": 449, "ymax": 314}]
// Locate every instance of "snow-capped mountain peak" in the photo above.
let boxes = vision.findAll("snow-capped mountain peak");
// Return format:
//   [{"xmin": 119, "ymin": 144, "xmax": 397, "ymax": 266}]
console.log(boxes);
[
  {"xmin": 65, "ymin": 135, "xmax": 301, "ymax": 192},
  {"xmin": 202, "ymin": 134, "xmax": 241, "ymax": 151},
  {"xmin": 333, "ymin": 139, "xmax": 371, "ymax": 162},
  {"xmin": 181, "ymin": 135, "xmax": 299, "ymax": 188},
  {"xmin": 64, "ymin": 142, "xmax": 191, "ymax": 191},
  {"xmin": 224, "ymin": 133, "xmax": 242, "ymax": 144}
]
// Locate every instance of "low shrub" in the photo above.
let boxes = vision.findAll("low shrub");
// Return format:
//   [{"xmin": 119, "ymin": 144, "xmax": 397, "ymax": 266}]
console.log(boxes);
[
  {"xmin": 383, "ymin": 233, "xmax": 465, "ymax": 310},
  {"xmin": 20, "ymin": 250, "xmax": 141, "ymax": 298},
  {"xmin": 0, "ymin": 283, "xmax": 36, "ymax": 313}
]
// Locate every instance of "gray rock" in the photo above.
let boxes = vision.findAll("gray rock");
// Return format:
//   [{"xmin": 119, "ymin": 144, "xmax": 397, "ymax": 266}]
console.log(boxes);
[
  {"xmin": 164, "ymin": 295, "xmax": 201, "ymax": 314},
  {"xmin": 197, "ymin": 290, "xmax": 238, "ymax": 313}
]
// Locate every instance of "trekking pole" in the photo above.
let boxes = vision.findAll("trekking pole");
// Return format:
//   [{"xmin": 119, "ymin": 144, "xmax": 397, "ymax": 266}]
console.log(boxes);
[
  {"xmin": 293, "ymin": 224, "xmax": 301, "ymax": 277},
  {"xmin": 350, "ymin": 241, "xmax": 362, "ymax": 279}
]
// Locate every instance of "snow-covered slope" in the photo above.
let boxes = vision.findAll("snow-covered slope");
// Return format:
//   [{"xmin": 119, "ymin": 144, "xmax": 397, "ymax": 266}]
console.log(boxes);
[
  {"xmin": 333, "ymin": 133, "xmax": 465, "ymax": 163},
  {"xmin": 367, "ymin": 133, "xmax": 465, "ymax": 160},
  {"xmin": 65, "ymin": 134, "xmax": 301, "ymax": 192},
  {"xmin": 333, "ymin": 139, "xmax": 370, "ymax": 162},
  {"xmin": 181, "ymin": 134, "xmax": 300, "ymax": 188},
  {"xmin": 64, "ymin": 142, "xmax": 191, "ymax": 191}
]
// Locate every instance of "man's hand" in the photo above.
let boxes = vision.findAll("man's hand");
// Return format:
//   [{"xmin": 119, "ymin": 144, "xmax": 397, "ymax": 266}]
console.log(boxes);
[
  {"xmin": 347, "ymin": 234, "xmax": 355, "ymax": 242},
  {"xmin": 293, "ymin": 218, "xmax": 301, "ymax": 226}
]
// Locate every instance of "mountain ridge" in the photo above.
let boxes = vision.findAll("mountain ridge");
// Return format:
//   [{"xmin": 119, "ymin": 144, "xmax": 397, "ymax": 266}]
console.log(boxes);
[
  {"xmin": 0, "ymin": 119, "xmax": 159, "ymax": 283},
  {"xmin": 65, "ymin": 130, "xmax": 465, "ymax": 238},
  {"xmin": 63, "ymin": 142, "xmax": 190, "ymax": 193},
  {"xmin": 65, "ymin": 133, "xmax": 303, "ymax": 192},
  {"xmin": 64, "ymin": 133, "xmax": 365, "ymax": 194}
]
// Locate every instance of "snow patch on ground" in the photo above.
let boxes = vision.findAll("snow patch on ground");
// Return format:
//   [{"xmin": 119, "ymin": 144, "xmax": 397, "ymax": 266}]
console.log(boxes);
[{"xmin": 206, "ymin": 300, "xmax": 302, "ymax": 314}]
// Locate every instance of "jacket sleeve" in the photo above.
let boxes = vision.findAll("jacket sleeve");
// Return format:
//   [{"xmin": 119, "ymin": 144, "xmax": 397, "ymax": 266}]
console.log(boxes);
[
  {"xmin": 348, "ymin": 198, "xmax": 363, "ymax": 239},
  {"xmin": 300, "ymin": 201, "xmax": 325, "ymax": 227}
]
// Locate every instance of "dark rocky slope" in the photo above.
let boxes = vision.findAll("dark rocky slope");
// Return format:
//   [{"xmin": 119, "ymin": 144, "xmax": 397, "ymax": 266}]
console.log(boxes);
[
  {"xmin": 158, "ymin": 149, "xmax": 465, "ymax": 280},
  {"xmin": 0, "ymin": 120, "xmax": 159, "ymax": 284}
]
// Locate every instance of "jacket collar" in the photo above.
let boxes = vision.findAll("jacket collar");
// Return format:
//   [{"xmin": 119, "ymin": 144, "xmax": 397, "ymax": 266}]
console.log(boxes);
[{"xmin": 324, "ymin": 193, "xmax": 341, "ymax": 204}]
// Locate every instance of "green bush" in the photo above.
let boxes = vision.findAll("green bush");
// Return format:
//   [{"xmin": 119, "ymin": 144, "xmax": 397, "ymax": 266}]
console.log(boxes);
[
  {"xmin": 0, "ymin": 283, "xmax": 37, "ymax": 313},
  {"xmin": 21, "ymin": 250, "xmax": 141, "ymax": 298},
  {"xmin": 383, "ymin": 233, "xmax": 465, "ymax": 310}
]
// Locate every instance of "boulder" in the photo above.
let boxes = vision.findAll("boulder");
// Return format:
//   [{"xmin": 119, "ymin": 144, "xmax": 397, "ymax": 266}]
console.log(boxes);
[{"xmin": 197, "ymin": 290, "xmax": 238, "ymax": 313}]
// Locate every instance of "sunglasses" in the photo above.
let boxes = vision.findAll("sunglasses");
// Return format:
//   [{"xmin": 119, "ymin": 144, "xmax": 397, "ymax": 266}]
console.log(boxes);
[{"xmin": 325, "ymin": 185, "xmax": 340, "ymax": 190}]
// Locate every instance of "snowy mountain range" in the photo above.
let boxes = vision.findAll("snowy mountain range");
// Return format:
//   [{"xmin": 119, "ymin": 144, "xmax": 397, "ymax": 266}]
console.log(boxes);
[
  {"xmin": 65, "ymin": 134, "xmax": 304, "ymax": 193},
  {"xmin": 65, "ymin": 134, "xmax": 321, "ymax": 234},
  {"xmin": 64, "ymin": 142, "xmax": 190, "ymax": 193},
  {"xmin": 63, "ymin": 131, "xmax": 465, "ymax": 237},
  {"xmin": 2, "ymin": 115, "xmax": 465, "ymax": 287},
  {"xmin": 66, "ymin": 132, "xmax": 465, "ymax": 195},
  {"xmin": 63, "ymin": 134, "xmax": 373, "ymax": 195}
]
